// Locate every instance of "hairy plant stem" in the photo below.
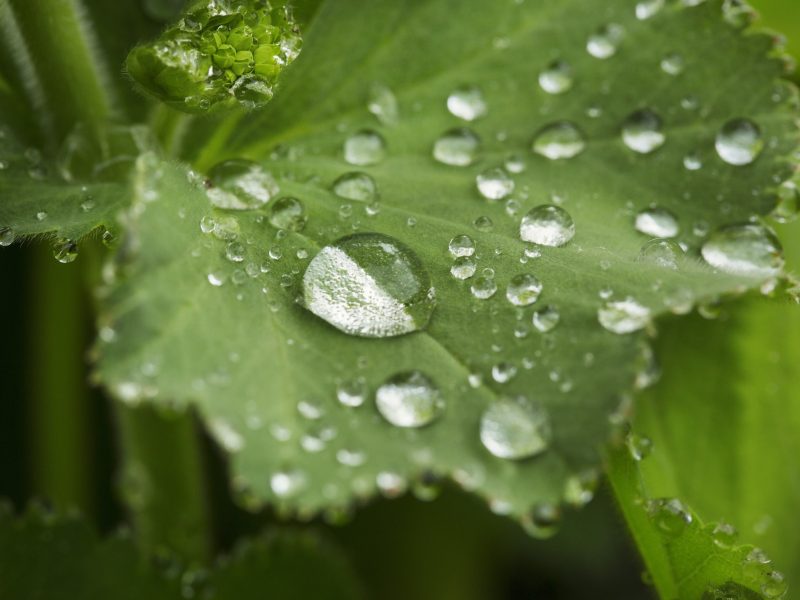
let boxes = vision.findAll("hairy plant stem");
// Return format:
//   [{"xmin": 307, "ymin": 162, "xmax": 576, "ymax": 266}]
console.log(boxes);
[
  {"xmin": 115, "ymin": 404, "xmax": 214, "ymax": 564},
  {"xmin": 4, "ymin": 0, "xmax": 117, "ymax": 146}
]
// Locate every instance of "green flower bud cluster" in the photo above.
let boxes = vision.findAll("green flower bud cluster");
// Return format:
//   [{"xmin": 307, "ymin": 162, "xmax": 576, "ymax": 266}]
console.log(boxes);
[{"xmin": 126, "ymin": 0, "xmax": 301, "ymax": 113}]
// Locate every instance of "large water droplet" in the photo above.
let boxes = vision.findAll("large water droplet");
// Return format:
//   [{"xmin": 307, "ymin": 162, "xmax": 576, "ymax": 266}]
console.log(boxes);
[
  {"xmin": 447, "ymin": 86, "xmax": 487, "ymax": 121},
  {"xmin": 598, "ymin": 298, "xmax": 651, "ymax": 334},
  {"xmin": 506, "ymin": 273, "xmax": 543, "ymax": 307},
  {"xmin": 332, "ymin": 172, "xmax": 378, "ymax": 202},
  {"xmin": 715, "ymin": 119, "xmax": 763, "ymax": 166},
  {"xmin": 532, "ymin": 122, "xmax": 586, "ymax": 160},
  {"xmin": 433, "ymin": 128, "xmax": 481, "ymax": 166},
  {"xmin": 587, "ymin": 23, "xmax": 625, "ymax": 59},
  {"xmin": 268, "ymin": 197, "xmax": 307, "ymax": 231},
  {"xmin": 539, "ymin": 60, "xmax": 573, "ymax": 95},
  {"xmin": 635, "ymin": 206, "xmax": 679, "ymax": 238},
  {"xmin": 206, "ymin": 159, "xmax": 278, "ymax": 210},
  {"xmin": 480, "ymin": 397, "xmax": 552, "ymax": 460},
  {"xmin": 701, "ymin": 223, "xmax": 783, "ymax": 277},
  {"xmin": 375, "ymin": 371, "xmax": 444, "ymax": 428},
  {"xmin": 302, "ymin": 233, "xmax": 435, "ymax": 337},
  {"xmin": 476, "ymin": 168, "xmax": 514, "ymax": 201},
  {"xmin": 520, "ymin": 205, "xmax": 575, "ymax": 247},
  {"xmin": 344, "ymin": 130, "xmax": 386, "ymax": 166},
  {"xmin": 622, "ymin": 109, "xmax": 665, "ymax": 154}
]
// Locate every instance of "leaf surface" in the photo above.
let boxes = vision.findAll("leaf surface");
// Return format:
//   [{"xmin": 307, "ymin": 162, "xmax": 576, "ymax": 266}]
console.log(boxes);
[
  {"xmin": 96, "ymin": 0, "xmax": 799, "ymax": 521},
  {"xmin": 0, "ymin": 505, "xmax": 362, "ymax": 600}
]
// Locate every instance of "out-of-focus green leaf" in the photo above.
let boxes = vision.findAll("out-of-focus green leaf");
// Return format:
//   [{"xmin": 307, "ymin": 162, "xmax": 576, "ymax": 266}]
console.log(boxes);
[{"xmin": 607, "ymin": 445, "xmax": 785, "ymax": 600}]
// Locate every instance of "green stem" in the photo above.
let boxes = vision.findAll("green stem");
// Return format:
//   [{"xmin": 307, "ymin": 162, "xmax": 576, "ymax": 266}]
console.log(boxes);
[
  {"xmin": 115, "ymin": 404, "xmax": 214, "ymax": 564},
  {"xmin": 4, "ymin": 0, "xmax": 116, "ymax": 145},
  {"xmin": 27, "ymin": 246, "xmax": 94, "ymax": 515}
]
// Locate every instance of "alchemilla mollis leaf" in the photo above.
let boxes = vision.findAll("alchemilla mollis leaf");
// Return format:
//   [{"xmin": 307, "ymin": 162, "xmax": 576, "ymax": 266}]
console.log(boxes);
[{"xmin": 95, "ymin": 0, "xmax": 798, "ymax": 528}]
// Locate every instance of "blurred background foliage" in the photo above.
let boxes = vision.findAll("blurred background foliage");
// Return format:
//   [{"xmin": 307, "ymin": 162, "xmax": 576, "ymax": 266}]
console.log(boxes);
[{"xmin": 0, "ymin": 1, "xmax": 797, "ymax": 598}]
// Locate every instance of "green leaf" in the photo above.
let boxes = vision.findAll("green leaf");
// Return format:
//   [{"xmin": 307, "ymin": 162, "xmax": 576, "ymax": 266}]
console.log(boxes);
[
  {"xmin": 0, "ymin": 125, "xmax": 140, "ymax": 243},
  {"xmin": 0, "ymin": 504, "xmax": 179, "ymax": 600},
  {"xmin": 209, "ymin": 530, "xmax": 363, "ymax": 600},
  {"xmin": 611, "ymin": 247, "xmax": 800, "ymax": 598},
  {"xmin": 94, "ymin": 0, "xmax": 798, "ymax": 522},
  {"xmin": 607, "ymin": 445, "xmax": 784, "ymax": 600},
  {"xmin": 125, "ymin": 0, "xmax": 302, "ymax": 113},
  {"xmin": 0, "ymin": 504, "xmax": 363, "ymax": 600}
]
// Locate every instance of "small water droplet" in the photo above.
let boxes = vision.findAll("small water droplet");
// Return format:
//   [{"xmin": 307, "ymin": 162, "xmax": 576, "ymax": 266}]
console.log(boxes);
[
  {"xmin": 344, "ymin": 130, "xmax": 386, "ymax": 166},
  {"xmin": 701, "ymin": 224, "xmax": 783, "ymax": 277},
  {"xmin": 638, "ymin": 239, "xmax": 682, "ymax": 269},
  {"xmin": 375, "ymin": 371, "xmax": 443, "ymax": 428},
  {"xmin": 332, "ymin": 172, "xmax": 378, "ymax": 202},
  {"xmin": 225, "ymin": 241, "xmax": 245, "ymax": 263},
  {"xmin": 635, "ymin": 206, "xmax": 679, "ymax": 238},
  {"xmin": 433, "ymin": 128, "xmax": 481, "ymax": 167},
  {"xmin": 476, "ymin": 167, "xmax": 514, "ymax": 201},
  {"xmin": 447, "ymin": 85, "xmax": 487, "ymax": 121},
  {"xmin": 532, "ymin": 305, "xmax": 560, "ymax": 332},
  {"xmin": 587, "ymin": 23, "xmax": 625, "ymax": 59},
  {"xmin": 53, "ymin": 239, "xmax": 78, "ymax": 264},
  {"xmin": 448, "ymin": 234, "xmax": 476, "ymax": 258},
  {"xmin": 773, "ymin": 180, "xmax": 799, "ymax": 223},
  {"xmin": 206, "ymin": 159, "xmax": 278, "ymax": 210},
  {"xmin": 480, "ymin": 396, "xmax": 552, "ymax": 460},
  {"xmin": 647, "ymin": 498, "xmax": 692, "ymax": 536},
  {"xmin": 302, "ymin": 233, "xmax": 435, "ymax": 337},
  {"xmin": 627, "ymin": 433, "xmax": 653, "ymax": 461},
  {"xmin": 539, "ymin": 60, "xmax": 573, "ymax": 95},
  {"xmin": 660, "ymin": 53, "xmax": 684, "ymax": 76},
  {"xmin": 715, "ymin": 119, "xmax": 763, "ymax": 166},
  {"xmin": 711, "ymin": 522, "xmax": 738, "ymax": 548},
  {"xmin": 268, "ymin": 197, "xmax": 307, "ymax": 231},
  {"xmin": 506, "ymin": 273, "xmax": 543, "ymax": 306},
  {"xmin": 367, "ymin": 83, "xmax": 399, "ymax": 126},
  {"xmin": 451, "ymin": 256, "xmax": 477, "ymax": 280},
  {"xmin": 36, "ymin": 211, "xmax": 48, "ymax": 222},
  {"xmin": 376, "ymin": 471, "xmax": 407, "ymax": 498},
  {"xmin": 683, "ymin": 152, "xmax": 703, "ymax": 171},
  {"xmin": 337, "ymin": 448, "xmax": 367, "ymax": 467},
  {"xmin": 523, "ymin": 503, "xmax": 561, "ymax": 539},
  {"xmin": 337, "ymin": 378, "xmax": 368, "ymax": 408},
  {"xmin": 270, "ymin": 469, "xmax": 306, "ymax": 498},
  {"xmin": 598, "ymin": 298, "xmax": 651, "ymax": 334},
  {"xmin": 520, "ymin": 205, "xmax": 575, "ymax": 247},
  {"xmin": 470, "ymin": 275, "xmax": 498, "ymax": 300},
  {"xmin": 532, "ymin": 121, "xmax": 586, "ymax": 160},
  {"xmin": 636, "ymin": 0, "xmax": 664, "ymax": 20},
  {"xmin": 0, "ymin": 227, "xmax": 15, "ymax": 247},
  {"xmin": 472, "ymin": 215, "xmax": 494, "ymax": 232},
  {"xmin": 622, "ymin": 109, "xmax": 665, "ymax": 154}
]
